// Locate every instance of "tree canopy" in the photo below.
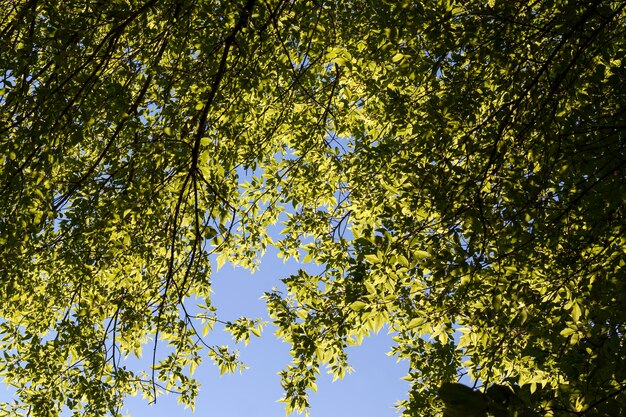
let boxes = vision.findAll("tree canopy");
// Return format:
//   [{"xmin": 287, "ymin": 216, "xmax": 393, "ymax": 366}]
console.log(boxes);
[{"xmin": 1, "ymin": 0, "xmax": 625, "ymax": 416}]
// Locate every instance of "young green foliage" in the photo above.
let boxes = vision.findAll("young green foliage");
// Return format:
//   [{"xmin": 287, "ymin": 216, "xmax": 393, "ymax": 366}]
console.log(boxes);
[{"xmin": 1, "ymin": 0, "xmax": 626, "ymax": 416}]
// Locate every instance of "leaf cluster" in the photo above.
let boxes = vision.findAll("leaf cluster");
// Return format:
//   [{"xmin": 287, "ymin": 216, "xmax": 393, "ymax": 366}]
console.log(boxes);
[{"xmin": 1, "ymin": 0, "xmax": 626, "ymax": 416}]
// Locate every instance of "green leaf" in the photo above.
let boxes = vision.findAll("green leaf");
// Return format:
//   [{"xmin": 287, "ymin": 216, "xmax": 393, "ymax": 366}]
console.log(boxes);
[
  {"xmin": 350, "ymin": 301, "xmax": 368, "ymax": 311},
  {"xmin": 391, "ymin": 53, "xmax": 405, "ymax": 63}
]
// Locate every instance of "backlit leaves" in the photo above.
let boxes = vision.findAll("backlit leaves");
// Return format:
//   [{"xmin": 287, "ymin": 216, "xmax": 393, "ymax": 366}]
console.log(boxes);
[{"xmin": 1, "ymin": 0, "xmax": 626, "ymax": 416}]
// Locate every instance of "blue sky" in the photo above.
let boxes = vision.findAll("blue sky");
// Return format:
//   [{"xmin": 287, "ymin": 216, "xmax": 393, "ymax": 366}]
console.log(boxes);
[{"xmin": 122, "ymin": 246, "xmax": 410, "ymax": 417}]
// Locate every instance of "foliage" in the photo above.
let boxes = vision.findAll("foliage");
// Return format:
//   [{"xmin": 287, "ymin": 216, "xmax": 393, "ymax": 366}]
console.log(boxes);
[{"xmin": 1, "ymin": 0, "xmax": 626, "ymax": 416}]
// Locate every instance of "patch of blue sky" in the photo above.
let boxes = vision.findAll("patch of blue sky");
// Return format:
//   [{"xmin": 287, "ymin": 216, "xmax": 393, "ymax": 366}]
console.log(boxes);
[{"xmin": 122, "ymin": 244, "xmax": 409, "ymax": 417}]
